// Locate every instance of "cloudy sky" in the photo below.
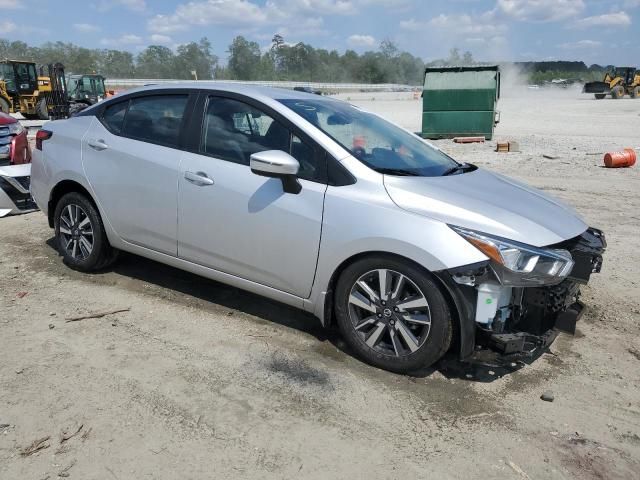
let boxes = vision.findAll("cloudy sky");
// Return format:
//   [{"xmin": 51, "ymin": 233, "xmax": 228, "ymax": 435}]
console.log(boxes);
[{"xmin": 2, "ymin": 0, "xmax": 639, "ymax": 65}]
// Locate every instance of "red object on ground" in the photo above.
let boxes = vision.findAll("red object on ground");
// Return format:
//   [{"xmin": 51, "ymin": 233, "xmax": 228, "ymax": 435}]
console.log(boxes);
[
  {"xmin": 0, "ymin": 112, "xmax": 31, "ymax": 165},
  {"xmin": 453, "ymin": 136, "xmax": 485, "ymax": 144},
  {"xmin": 603, "ymin": 148, "xmax": 636, "ymax": 168}
]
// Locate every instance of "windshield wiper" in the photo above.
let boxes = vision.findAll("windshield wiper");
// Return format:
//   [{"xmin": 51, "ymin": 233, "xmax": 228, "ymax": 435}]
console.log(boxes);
[
  {"xmin": 375, "ymin": 168, "xmax": 421, "ymax": 177},
  {"xmin": 441, "ymin": 163, "xmax": 473, "ymax": 176}
]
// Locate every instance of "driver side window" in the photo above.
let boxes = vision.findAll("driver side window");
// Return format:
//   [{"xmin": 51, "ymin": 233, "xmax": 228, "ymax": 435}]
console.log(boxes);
[{"xmin": 201, "ymin": 97, "xmax": 326, "ymax": 183}]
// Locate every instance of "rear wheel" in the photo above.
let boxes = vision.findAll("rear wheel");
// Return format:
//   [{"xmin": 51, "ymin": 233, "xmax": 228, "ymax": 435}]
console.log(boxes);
[
  {"xmin": 54, "ymin": 192, "xmax": 118, "ymax": 272},
  {"xmin": 335, "ymin": 255, "xmax": 452, "ymax": 373},
  {"xmin": 594, "ymin": 93, "xmax": 606, "ymax": 100},
  {"xmin": 36, "ymin": 98, "xmax": 49, "ymax": 120},
  {"xmin": 631, "ymin": 87, "xmax": 640, "ymax": 99},
  {"xmin": 0, "ymin": 97, "xmax": 10, "ymax": 114},
  {"xmin": 611, "ymin": 86, "xmax": 625, "ymax": 99}
]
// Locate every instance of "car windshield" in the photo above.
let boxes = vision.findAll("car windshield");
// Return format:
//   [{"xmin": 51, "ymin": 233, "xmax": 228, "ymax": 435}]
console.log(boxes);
[{"xmin": 278, "ymin": 98, "xmax": 460, "ymax": 176}]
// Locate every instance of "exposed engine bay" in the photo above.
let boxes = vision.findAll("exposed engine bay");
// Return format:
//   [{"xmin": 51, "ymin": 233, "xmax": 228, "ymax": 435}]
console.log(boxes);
[{"xmin": 450, "ymin": 227, "xmax": 606, "ymax": 361}]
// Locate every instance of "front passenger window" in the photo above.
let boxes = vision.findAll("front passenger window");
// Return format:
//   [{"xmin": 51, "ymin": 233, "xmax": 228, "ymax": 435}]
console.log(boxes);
[{"xmin": 202, "ymin": 97, "xmax": 287, "ymax": 166}]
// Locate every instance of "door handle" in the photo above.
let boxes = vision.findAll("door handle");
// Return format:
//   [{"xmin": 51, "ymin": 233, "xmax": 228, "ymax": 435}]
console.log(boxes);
[
  {"xmin": 88, "ymin": 138, "xmax": 108, "ymax": 151},
  {"xmin": 184, "ymin": 171, "xmax": 214, "ymax": 186}
]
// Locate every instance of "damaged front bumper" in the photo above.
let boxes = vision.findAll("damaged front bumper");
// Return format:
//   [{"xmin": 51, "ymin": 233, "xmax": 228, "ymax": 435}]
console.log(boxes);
[
  {"xmin": 0, "ymin": 164, "xmax": 37, "ymax": 217},
  {"xmin": 439, "ymin": 227, "xmax": 606, "ymax": 363}
]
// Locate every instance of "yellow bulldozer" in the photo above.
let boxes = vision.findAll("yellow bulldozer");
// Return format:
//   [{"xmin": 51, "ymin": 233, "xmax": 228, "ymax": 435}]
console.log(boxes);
[
  {"xmin": 0, "ymin": 60, "xmax": 69, "ymax": 119},
  {"xmin": 583, "ymin": 67, "xmax": 640, "ymax": 99}
]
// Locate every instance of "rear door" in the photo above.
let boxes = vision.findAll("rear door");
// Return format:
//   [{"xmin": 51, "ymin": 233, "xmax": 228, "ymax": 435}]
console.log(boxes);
[
  {"xmin": 82, "ymin": 92, "xmax": 194, "ymax": 255},
  {"xmin": 177, "ymin": 94, "xmax": 328, "ymax": 297}
]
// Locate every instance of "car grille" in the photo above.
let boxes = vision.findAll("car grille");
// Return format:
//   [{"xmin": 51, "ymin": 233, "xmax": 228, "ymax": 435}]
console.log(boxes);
[
  {"xmin": 0, "ymin": 126, "xmax": 12, "ymax": 164},
  {"xmin": 13, "ymin": 175, "xmax": 30, "ymax": 190}
]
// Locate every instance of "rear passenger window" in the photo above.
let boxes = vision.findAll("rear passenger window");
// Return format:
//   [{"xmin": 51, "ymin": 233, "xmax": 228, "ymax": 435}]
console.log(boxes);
[
  {"xmin": 121, "ymin": 95, "xmax": 188, "ymax": 148},
  {"xmin": 102, "ymin": 101, "xmax": 128, "ymax": 134}
]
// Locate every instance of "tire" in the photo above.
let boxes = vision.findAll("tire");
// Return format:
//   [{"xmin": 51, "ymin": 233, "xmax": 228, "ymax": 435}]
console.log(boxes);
[
  {"xmin": 594, "ymin": 94, "xmax": 606, "ymax": 100},
  {"xmin": 0, "ymin": 97, "xmax": 10, "ymax": 114},
  {"xmin": 335, "ymin": 255, "xmax": 452, "ymax": 374},
  {"xmin": 36, "ymin": 98, "xmax": 49, "ymax": 120},
  {"xmin": 54, "ymin": 192, "xmax": 118, "ymax": 272},
  {"xmin": 631, "ymin": 87, "xmax": 640, "ymax": 99},
  {"xmin": 611, "ymin": 86, "xmax": 625, "ymax": 99}
]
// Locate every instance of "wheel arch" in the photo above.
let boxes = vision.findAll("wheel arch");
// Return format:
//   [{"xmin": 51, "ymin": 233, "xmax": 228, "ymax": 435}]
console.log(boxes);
[
  {"xmin": 48, "ymin": 179, "xmax": 95, "ymax": 228},
  {"xmin": 320, "ymin": 250, "xmax": 475, "ymax": 359}
]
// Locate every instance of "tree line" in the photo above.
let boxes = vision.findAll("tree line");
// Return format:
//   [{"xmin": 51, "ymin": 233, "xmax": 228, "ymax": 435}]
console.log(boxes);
[
  {"xmin": 1, "ymin": 35, "xmax": 613, "ymax": 85},
  {"xmin": 1, "ymin": 35, "xmax": 470, "ymax": 85}
]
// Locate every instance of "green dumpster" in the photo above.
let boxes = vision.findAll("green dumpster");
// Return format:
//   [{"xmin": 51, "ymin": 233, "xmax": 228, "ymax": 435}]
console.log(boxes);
[{"xmin": 421, "ymin": 65, "xmax": 500, "ymax": 140}]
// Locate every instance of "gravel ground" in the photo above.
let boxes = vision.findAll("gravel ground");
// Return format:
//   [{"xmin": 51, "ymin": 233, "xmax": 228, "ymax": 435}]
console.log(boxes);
[{"xmin": 1, "ymin": 87, "xmax": 639, "ymax": 479}]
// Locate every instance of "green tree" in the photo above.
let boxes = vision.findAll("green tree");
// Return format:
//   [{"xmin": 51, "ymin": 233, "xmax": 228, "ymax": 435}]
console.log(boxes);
[
  {"xmin": 227, "ymin": 36, "xmax": 261, "ymax": 80},
  {"xmin": 96, "ymin": 50, "xmax": 135, "ymax": 77},
  {"xmin": 136, "ymin": 45, "xmax": 175, "ymax": 78},
  {"xmin": 173, "ymin": 37, "xmax": 217, "ymax": 79}
]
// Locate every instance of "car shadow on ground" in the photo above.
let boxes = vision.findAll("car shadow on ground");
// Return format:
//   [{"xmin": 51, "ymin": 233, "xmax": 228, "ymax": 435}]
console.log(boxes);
[{"xmin": 46, "ymin": 238, "xmax": 540, "ymax": 383}]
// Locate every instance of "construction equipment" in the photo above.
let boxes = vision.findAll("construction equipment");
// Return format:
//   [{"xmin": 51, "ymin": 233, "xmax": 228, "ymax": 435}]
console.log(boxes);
[
  {"xmin": 421, "ymin": 65, "xmax": 500, "ymax": 140},
  {"xmin": 583, "ymin": 67, "xmax": 640, "ymax": 100},
  {"xmin": 0, "ymin": 60, "xmax": 69, "ymax": 119},
  {"xmin": 66, "ymin": 74, "xmax": 107, "ymax": 106}
]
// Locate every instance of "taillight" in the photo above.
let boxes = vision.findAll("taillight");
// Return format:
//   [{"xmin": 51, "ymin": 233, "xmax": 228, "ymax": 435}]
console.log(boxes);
[{"xmin": 35, "ymin": 129, "xmax": 52, "ymax": 151}]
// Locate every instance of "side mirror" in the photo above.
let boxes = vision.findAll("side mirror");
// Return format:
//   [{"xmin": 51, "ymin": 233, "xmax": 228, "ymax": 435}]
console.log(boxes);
[{"xmin": 250, "ymin": 150, "xmax": 302, "ymax": 194}]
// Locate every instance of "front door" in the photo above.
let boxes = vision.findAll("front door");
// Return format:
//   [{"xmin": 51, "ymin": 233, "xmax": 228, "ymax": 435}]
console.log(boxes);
[{"xmin": 177, "ymin": 95, "xmax": 327, "ymax": 297}]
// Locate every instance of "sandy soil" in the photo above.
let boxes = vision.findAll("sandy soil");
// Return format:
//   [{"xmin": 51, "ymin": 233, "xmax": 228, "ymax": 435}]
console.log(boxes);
[{"xmin": 1, "ymin": 87, "xmax": 639, "ymax": 479}]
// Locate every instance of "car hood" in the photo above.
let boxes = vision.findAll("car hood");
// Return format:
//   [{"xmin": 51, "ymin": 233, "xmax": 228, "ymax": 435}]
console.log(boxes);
[{"xmin": 384, "ymin": 168, "xmax": 587, "ymax": 247}]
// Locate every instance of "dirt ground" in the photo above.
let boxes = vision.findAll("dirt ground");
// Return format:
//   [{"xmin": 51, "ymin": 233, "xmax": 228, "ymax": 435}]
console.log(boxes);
[{"xmin": 1, "ymin": 87, "xmax": 639, "ymax": 479}]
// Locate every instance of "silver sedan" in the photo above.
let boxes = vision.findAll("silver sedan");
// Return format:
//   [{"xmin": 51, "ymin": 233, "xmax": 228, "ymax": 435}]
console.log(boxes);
[{"xmin": 30, "ymin": 84, "xmax": 605, "ymax": 373}]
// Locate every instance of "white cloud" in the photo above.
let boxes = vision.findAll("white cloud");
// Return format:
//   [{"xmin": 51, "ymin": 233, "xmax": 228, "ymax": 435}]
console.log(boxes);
[
  {"xmin": 497, "ymin": 0, "xmax": 585, "ymax": 22},
  {"xmin": 404, "ymin": 11, "xmax": 507, "ymax": 40},
  {"xmin": 560, "ymin": 39, "xmax": 602, "ymax": 49},
  {"xmin": 100, "ymin": 34, "xmax": 144, "ymax": 46},
  {"xmin": 146, "ymin": 0, "xmax": 395, "ymax": 34},
  {"xmin": 150, "ymin": 34, "xmax": 172, "ymax": 44},
  {"xmin": 347, "ymin": 34, "xmax": 376, "ymax": 47},
  {"xmin": 73, "ymin": 23, "xmax": 101, "ymax": 33},
  {"xmin": 0, "ymin": 0, "xmax": 20, "ymax": 8},
  {"xmin": 573, "ymin": 12, "xmax": 631, "ymax": 28},
  {"xmin": 148, "ymin": 0, "xmax": 272, "ymax": 33},
  {"xmin": 0, "ymin": 20, "xmax": 17, "ymax": 32}
]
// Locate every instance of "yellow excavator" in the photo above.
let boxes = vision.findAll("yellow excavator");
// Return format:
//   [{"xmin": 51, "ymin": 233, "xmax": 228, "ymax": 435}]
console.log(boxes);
[
  {"xmin": 583, "ymin": 67, "xmax": 640, "ymax": 99},
  {"xmin": 0, "ymin": 60, "xmax": 69, "ymax": 119}
]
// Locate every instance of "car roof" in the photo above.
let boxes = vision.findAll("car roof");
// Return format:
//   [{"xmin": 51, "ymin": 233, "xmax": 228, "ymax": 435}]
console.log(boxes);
[{"xmin": 116, "ymin": 82, "xmax": 331, "ymax": 101}]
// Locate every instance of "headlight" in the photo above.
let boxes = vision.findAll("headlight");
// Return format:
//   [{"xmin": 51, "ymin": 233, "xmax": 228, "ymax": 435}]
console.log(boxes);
[
  {"xmin": 8, "ymin": 122, "xmax": 24, "ymax": 136},
  {"xmin": 450, "ymin": 226, "xmax": 574, "ymax": 286}
]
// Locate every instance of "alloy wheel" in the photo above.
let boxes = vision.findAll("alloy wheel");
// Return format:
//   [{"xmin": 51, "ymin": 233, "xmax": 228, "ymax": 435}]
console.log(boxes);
[
  {"xmin": 59, "ymin": 204, "xmax": 94, "ymax": 260},
  {"xmin": 347, "ymin": 269, "xmax": 431, "ymax": 357}
]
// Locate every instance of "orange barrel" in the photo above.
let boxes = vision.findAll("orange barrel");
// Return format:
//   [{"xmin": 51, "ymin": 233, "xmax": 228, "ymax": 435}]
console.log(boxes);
[{"xmin": 604, "ymin": 148, "xmax": 636, "ymax": 168}]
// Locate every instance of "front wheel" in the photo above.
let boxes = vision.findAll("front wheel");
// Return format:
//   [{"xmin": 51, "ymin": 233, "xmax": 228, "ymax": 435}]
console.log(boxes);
[
  {"xmin": 594, "ymin": 94, "xmax": 606, "ymax": 100},
  {"xmin": 335, "ymin": 256, "xmax": 452, "ymax": 373},
  {"xmin": 54, "ymin": 192, "xmax": 118, "ymax": 271},
  {"xmin": 631, "ymin": 87, "xmax": 640, "ymax": 99},
  {"xmin": 611, "ymin": 86, "xmax": 625, "ymax": 99}
]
